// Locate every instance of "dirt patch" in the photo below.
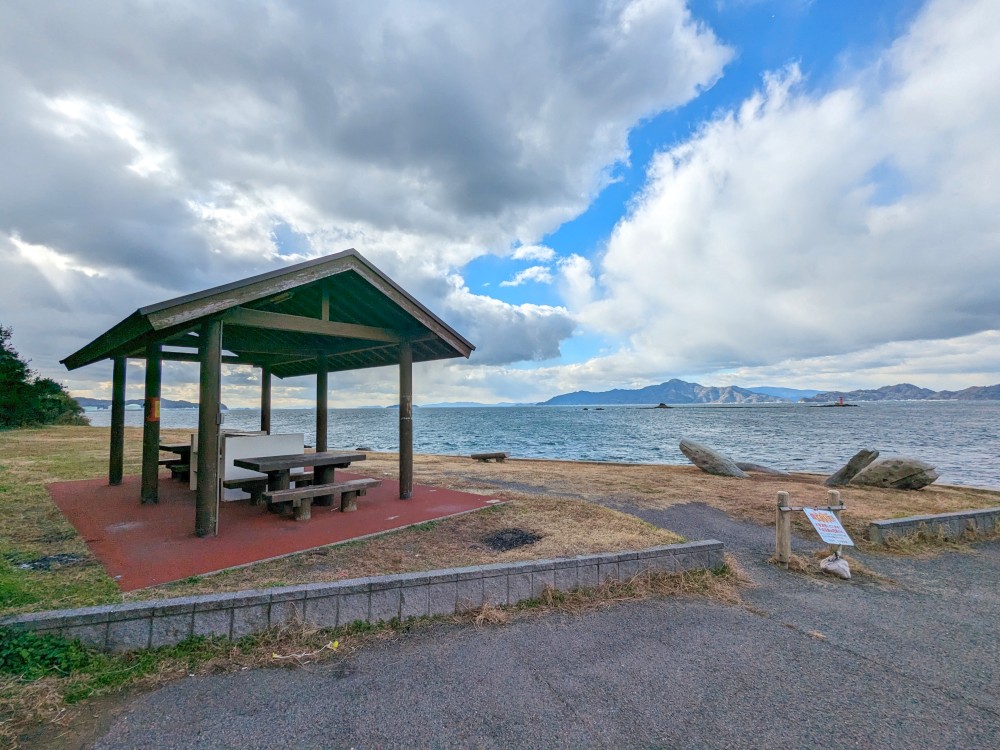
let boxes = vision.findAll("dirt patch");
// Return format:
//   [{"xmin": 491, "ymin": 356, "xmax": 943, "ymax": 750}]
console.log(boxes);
[
  {"xmin": 6, "ymin": 553, "xmax": 89, "ymax": 571},
  {"xmin": 481, "ymin": 528, "xmax": 543, "ymax": 552}
]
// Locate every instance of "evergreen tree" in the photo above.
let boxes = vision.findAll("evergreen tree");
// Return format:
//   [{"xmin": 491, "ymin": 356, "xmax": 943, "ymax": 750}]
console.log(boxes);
[{"xmin": 0, "ymin": 325, "xmax": 88, "ymax": 429}]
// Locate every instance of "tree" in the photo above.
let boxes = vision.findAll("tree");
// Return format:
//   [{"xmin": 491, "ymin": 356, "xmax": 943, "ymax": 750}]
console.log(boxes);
[{"xmin": 0, "ymin": 326, "xmax": 88, "ymax": 429}]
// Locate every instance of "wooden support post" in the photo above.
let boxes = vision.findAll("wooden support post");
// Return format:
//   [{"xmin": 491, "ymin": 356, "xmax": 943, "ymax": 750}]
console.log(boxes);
[
  {"xmin": 109, "ymin": 355, "xmax": 126, "ymax": 486},
  {"xmin": 775, "ymin": 490, "xmax": 791, "ymax": 567},
  {"xmin": 827, "ymin": 489, "xmax": 843, "ymax": 556},
  {"xmin": 316, "ymin": 355, "xmax": 328, "ymax": 453},
  {"xmin": 399, "ymin": 341, "xmax": 413, "ymax": 500},
  {"xmin": 140, "ymin": 344, "xmax": 162, "ymax": 504},
  {"xmin": 260, "ymin": 367, "xmax": 271, "ymax": 435},
  {"xmin": 196, "ymin": 319, "xmax": 223, "ymax": 537}
]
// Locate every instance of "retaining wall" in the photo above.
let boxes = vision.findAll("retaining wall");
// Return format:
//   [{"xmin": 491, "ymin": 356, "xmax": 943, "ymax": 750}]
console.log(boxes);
[
  {"xmin": 1, "ymin": 540, "xmax": 724, "ymax": 652},
  {"xmin": 868, "ymin": 507, "xmax": 1000, "ymax": 545}
]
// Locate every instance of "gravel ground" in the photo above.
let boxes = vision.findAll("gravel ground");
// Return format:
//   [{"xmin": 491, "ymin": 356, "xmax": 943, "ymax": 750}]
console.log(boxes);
[{"xmin": 71, "ymin": 505, "xmax": 1000, "ymax": 749}]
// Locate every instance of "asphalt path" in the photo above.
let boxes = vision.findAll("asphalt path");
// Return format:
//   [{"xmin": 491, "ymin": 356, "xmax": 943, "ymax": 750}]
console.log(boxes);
[{"xmin": 84, "ymin": 505, "xmax": 999, "ymax": 750}]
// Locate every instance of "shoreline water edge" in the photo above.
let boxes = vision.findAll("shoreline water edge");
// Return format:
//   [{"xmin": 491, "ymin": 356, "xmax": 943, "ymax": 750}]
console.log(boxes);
[{"xmin": 82, "ymin": 401, "xmax": 1000, "ymax": 490}]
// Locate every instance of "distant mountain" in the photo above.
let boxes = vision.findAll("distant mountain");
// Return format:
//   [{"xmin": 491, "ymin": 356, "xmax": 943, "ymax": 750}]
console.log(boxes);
[
  {"xmin": 803, "ymin": 383, "xmax": 1000, "ymax": 402},
  {"xmin": 75, "ymin": 397, "xmax": 228, "ymax": 411},
  {"xmin": 746, "ymin": 386, "xmax": 823, "ymax": 401},
  {"xmin": 540, "ymin": 379, "xmax": 785, "ymax": 406}
]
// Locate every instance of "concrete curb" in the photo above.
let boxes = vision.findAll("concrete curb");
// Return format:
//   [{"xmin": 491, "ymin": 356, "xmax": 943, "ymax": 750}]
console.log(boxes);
[
  {"xmin": 1, "ymin": 540, "xmax": 725, "ymax": 652},
  {"xmin": 868, "ymin": 507, "xmax": 1000, "ymax": 544}
]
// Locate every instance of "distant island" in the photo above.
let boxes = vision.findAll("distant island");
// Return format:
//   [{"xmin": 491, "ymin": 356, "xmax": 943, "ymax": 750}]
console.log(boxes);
[
  {"xmin": 75, "ymin": 397, "xmax": 229, "ymax": 411},
  {"xmin": 802, "ymin": 383, "xmax": 1000, "ymax": 402},
  {"xmin": 540, "ymin": 379, "xmax": 785, "ymax": 406},
  {"xmin": 541, "ymin": 379, "xmax": 1000, "ymax": 406}
]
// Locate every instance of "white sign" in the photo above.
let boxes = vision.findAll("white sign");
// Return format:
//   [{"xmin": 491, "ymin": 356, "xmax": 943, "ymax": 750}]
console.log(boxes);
[{"xmin": 803, "ymin": 508, "xmax": 854, "ymax": 546}]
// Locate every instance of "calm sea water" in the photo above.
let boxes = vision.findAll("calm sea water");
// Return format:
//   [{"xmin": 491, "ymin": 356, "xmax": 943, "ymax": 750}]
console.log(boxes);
[{"xmin": 85, "ymin": 401, "xmax": 1000, "ymax": 489}]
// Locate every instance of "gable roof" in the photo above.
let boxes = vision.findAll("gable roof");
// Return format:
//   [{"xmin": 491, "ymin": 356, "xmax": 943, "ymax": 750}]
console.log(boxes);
[{"xmin": 62, "ymin": 249, "xmax": 474, "ymax": 378}]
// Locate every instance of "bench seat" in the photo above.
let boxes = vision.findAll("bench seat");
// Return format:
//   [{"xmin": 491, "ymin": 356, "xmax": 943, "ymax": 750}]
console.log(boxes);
[
  {"xmin": 263, "ymin": 478, "xmax": 382, "ymax": 520},
  {"xmin": 222, "ymin": 471, "xmax": 314, "ymax": 505},
  {"xmin": 471, "ymin": 452, "xmax": 509, "ymax": 462}
]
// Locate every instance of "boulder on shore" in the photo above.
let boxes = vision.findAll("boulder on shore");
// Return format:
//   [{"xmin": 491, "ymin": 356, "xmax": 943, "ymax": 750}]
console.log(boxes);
[
  {"xmin": 679, "ymin": 439, "xmax": 749, "ymax": 479},
  {"xmin": 848, "ymin": 457, "xmax": 939, "ymax": 490},
  {"xmin": 735, "ymin": 461, "xmax": 790, "ymax": 477},
  {"xmin": 825, "ymin": 449, "xmax": 879, "ymax": 487}
]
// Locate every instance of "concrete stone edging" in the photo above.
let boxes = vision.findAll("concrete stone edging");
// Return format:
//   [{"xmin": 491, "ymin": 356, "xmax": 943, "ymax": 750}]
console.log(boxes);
[
  {"xmin": 0, "ymin": 540, "xmax": 724, "ymax": 653},
  {"xmin": 868, "ymin": 507, "xmax": 1000, "ymax": 545}
]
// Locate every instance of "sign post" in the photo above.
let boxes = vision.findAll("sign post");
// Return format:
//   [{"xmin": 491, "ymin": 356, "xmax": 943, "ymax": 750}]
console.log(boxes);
[{"xmin": 774, "ymin": 489, "xmax": 851, "ymax": 567}]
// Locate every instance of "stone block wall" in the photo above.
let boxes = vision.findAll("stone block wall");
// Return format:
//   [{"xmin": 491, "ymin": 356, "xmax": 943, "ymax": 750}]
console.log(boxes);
[
  {"xmin": 1, "ymin": 540, "xmax": 724, "ymax": 652},
  {"xmin": 868, "ymin": 507, "xmax": 1000, "ymax": 544}
]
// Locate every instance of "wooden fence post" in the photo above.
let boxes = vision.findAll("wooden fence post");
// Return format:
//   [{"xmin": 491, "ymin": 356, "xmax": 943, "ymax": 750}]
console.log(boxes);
[
  {"xmin": 776, "ymin": 491, "xmax": 791, "ymax": 566},
  {"xmin": 827, "ymin": 489, "xmax": 843, "ymax": 556}
]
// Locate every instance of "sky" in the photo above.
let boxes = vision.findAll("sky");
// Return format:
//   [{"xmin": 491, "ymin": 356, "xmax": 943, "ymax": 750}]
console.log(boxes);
[{"xmin": 1, "ymin": 0, "xmax": 999, "ymax": 408}]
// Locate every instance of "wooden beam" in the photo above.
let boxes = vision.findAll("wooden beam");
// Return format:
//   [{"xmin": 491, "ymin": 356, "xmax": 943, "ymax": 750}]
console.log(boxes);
[
  {"xmin": 159, "ymin": 351, "xmax": 243, "ymax": 364},
  {"xmin": 399, "ymin": 342, "xmax": 413, "ymax": 499},
  {"xmin": 222, "ymin": 307, "xmax": 402, "ymax": 343},
  {"xmin": 140, "ymin": 344, "xmax": 162, "ymax": 504},
  {"xmin": 196, "ymin": 319, "xmax": 223, "ymax": 537},
  {"xmin": 109, "ymin": 356, "xmax": 126, "ymax": 486},
  {"xmin": 260, "ymin": 367, "xmax": 272, "ymax": 434}
]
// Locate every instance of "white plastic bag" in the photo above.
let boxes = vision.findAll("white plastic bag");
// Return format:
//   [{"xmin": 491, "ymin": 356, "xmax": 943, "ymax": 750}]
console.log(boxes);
[{"xmin": 820, "ymin": 553, "xmax": 851, "ymax": 580}]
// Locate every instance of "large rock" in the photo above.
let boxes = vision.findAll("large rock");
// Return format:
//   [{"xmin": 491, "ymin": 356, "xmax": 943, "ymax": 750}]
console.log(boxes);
[
  {"xmin": 825, "ymin": 449, "xmax": 879, "ymax": 487},
  {"xmin": 735, "ymin": 462, "xmax": 791, "ymax": 477},
  {"xmin": 849, "ymin": 457, "xmax": 939, "ymax": 490},
  {"xmin": 679, "ymin": 439, "xmax": 749, "ymax": 478}
]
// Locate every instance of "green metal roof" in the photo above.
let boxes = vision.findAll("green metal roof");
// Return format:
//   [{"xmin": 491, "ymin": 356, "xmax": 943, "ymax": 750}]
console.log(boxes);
[{"xmin": 62, "ymin": 249, "xmax": 474, "ymax": 378}]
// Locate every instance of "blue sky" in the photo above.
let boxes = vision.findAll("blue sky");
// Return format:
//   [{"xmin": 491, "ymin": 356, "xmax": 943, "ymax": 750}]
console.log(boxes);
[{"xmin": 2, "ymin": 0, "xmax": 998, "ymax": 407}]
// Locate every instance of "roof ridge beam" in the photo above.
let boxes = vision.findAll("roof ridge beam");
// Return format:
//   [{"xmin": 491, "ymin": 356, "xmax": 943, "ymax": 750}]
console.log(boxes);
[{"xmin": 222, "ymin": 307, "xmax": 404, "ymax": 343}]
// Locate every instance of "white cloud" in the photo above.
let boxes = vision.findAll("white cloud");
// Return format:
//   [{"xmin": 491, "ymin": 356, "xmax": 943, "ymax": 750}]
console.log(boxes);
[
  {"xmin": 579, "ymin": 0, "xmax": 1000, "ymax": 384},
  {"xmin": 557, "ymin": 254, "xmax": 597, "ymax": 311},
  {"xmin": 500, "ymin": 265, "xmax": 554, "ymax": 287},
  {"xmin": 511, "ymin": 244, "xmax": 556, "ymax": 262},
  {"xmin": 0, "ymin": 0, "xmax": 730, "ymax": 395}
]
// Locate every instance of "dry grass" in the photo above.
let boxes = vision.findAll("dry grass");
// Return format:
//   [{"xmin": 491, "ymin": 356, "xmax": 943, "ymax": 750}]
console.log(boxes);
[
  {"xmin": 3, "ymin": 425, "xmax": 998, "ymax": 612},
  {"xmin": 0, "ymin": 427, "xmax": 679, "ymax": 611},
  {"xmin": 361, "ymin": 451, "xmax": 1000, "ymax": 541}
]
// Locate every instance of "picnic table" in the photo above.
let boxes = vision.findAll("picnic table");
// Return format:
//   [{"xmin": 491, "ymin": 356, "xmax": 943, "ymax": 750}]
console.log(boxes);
[
  {"xmin": 233, "ymin": 451, "xmax": 367, "ymax": 520},
  {"xmin": 233, "ymin": 450, "xmax": 365, "ymax": 488}
]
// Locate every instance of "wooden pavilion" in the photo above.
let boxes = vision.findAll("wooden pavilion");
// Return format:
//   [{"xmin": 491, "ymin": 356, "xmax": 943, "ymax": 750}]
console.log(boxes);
[{"xmin": 61, "ymin": 249, "xmax": 475, "ymax": 536}]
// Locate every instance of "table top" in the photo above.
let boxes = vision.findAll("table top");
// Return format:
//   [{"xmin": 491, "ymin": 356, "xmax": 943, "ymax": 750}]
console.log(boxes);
[
  {"xmin": 159, "ymin": 443, "xmax": 191, "ymax": 453},
  {"xmin": 233, "ymin": 451, "xmax": 366, "ymax": 473}
]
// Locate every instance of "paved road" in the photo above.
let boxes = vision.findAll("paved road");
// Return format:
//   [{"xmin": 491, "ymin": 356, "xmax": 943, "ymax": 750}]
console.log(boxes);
[{"xmin": 86, "ymin": 506, "xmax": 999, "ymax": 749}]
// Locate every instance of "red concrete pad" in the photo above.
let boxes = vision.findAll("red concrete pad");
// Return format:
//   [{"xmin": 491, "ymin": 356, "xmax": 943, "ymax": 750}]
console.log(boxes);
[{"xmin": 47, "ymin": 473, "xmax": 503, "ymax": 591}]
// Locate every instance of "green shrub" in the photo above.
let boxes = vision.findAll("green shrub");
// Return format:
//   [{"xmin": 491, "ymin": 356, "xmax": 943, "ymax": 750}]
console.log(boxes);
[{"xmin": 0, "ymin": 628, "xmax": 94, "ymax": 680}]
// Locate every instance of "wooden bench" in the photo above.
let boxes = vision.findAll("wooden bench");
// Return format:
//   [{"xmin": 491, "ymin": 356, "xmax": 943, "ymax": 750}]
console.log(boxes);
[
  {"xmin": 263, "ymin": 478, "xmax": 382, "ymax": 520},
  {"xmin": 223, "ymin": 472, "xmax": 314, "ymax": 505},
  {"xmin": 471, "ymin": 452, "xmax": 509, "ymax": 463}
]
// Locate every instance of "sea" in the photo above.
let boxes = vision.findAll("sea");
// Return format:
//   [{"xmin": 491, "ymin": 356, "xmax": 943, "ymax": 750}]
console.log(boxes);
[{"xmin": 84, "ymin": 401, "xmax": 1000, "ymax": 489}]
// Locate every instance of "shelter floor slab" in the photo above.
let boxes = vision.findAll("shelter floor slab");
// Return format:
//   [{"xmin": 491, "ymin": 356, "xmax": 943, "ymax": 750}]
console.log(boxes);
[{"xmin": 47, "ymin": 472, "xmax": 502, "ymax": 591}]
